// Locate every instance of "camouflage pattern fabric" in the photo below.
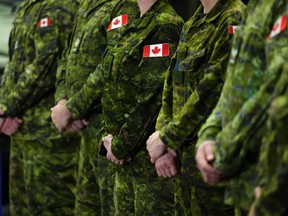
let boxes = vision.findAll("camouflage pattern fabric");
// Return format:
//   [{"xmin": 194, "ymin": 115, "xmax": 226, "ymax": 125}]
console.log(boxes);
[
  {"xmin": 0, "ymin": 0, "xmax": 80, "ymax": 215},
  {"xmin": 72, "ymin": 0, "xmax": 183, "ymax": 214},
  {"xmin": 55, "ymin": 0, "xmax": 136, "ymax": 215},
  {"xmin": 9, "ymin": 135, "xmax": 80, "ymax": 216},
  {"xmin": 246, "ymin": 4, "xmax": 288, "ymax": 215},
  {"xmin": 197, "ymin": 0, "xmax": 287, "ymax": 212},
  {"xmin": 154, "ymin": 0, "xmax": 245, "ymax": 215},
  {"xmin": 104, "ymin": 0, "xmax": 183, "ymax": 214}
]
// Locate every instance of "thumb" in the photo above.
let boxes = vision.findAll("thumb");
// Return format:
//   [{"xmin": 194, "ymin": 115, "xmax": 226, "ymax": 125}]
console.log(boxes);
[{"xmin": 205, "ymin": 144, "xmax": 215, "ymax": 162}]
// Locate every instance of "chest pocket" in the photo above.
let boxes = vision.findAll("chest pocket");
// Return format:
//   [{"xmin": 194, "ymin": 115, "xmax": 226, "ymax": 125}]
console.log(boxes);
[{"xmin": 174, "ymin": 48, "xmax": 206, "ymax": 86}]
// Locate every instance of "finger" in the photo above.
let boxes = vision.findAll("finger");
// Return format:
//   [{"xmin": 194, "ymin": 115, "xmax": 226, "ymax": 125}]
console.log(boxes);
[
  {"xmin": 74, "ymin": 120, "xmax": 85, "ymax": 128},
  {"xmin": 156, "ymin": 165, "xmax": 164, "ymax": 177},
  {"xmin": 15, "ymin": 117, "xmax": 22, "ymax": 123},
  {"xmin": 205, "ymin": 144, "xmax": 215, "ymax": 162},
  {"xmin": 82, "ymin": 119, "xmax": 89, "ymax": 125},
  {"xmin": 170, "ymin": 164, "xmax": 179, "ymax": 177},
  {"xmin": 164, "ymin": 166, "xmax": 173, "ymax": 178},
  {"xmin": 151, "ymin": 157, "xmax": 157, "ymax": 164},
  {"xmin": 118, "ymin": 160, "xmax": 125, "ymax": 165},
  {"xmin": 106, "ymin": 153, "xmax": 112, "ymax": 161}
]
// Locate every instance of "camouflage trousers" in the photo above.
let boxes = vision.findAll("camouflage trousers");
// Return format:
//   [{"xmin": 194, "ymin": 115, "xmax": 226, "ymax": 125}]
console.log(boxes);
[
  {"xmin": 75, "ymin": 115, "xmax": 115, "ymax": 216},
  {"xmin": 175, "ymin": 143, "xmax": 234, "ymax": 216},
  {"xmin": 113, "ymin": 150, "xmax": 176, "ymax": 216},
  {"xmin": 174, "ymin": 180, "xmax": 235, "ymax": 216},
  {"xmin": 9, "ymin": 134, "xmax": 80, "ymax": 216}
]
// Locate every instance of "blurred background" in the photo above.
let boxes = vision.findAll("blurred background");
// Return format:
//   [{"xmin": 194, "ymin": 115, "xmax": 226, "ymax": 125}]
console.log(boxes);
[{"xmin": 0, "ymin": 0, "xmax": 249, "ymax": 215}]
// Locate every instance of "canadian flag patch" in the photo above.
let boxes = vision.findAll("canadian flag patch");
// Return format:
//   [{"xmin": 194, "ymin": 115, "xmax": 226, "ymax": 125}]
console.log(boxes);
[
  {"xmin": 267, "ymin": 16, "xmax": 287, "ymax": 40},
  {"xmin": 38, "ymin": 17, "xmax": 51, "ymax": 28},
  {"xmin": 143, "ymin": 43, "xmax": 170, "ymax": 58},
  {"xmin": 228, "ymin": 25, "xmax": 239, "ymax": 35},
  {"xmin": 107, "ymin": 14, "xmax": 128, "ymax": 31}
]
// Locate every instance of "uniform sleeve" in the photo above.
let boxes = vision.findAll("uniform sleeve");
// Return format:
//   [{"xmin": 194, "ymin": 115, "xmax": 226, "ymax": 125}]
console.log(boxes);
[
  {"xmin": 54, "ymin": 48, "xmax": 69, "ymax": 103},
  {"xmin": 0, "ymin": 7, "xmax": 75, "ymax": 116},
  {"xmin": 196, "ymin": 100, "xmax": 223, "ymax": 146},
  {"xmin": 159, "ymin": 20, "xmax": 235, "ymax": 150},
  {"xmin": 65, "ymin": 63, "xmax": 104, "ymax": 119},
  {"xmin": 213, "ymin": 25, "xmax": 288, "ymax": 176},
  {"xmin": 254, "ymin": 91, "xmax": 288, "ymax": 216},
  {"xmin": 155, "ymin": 57, "xmax": 174, "ymax": 131},
  {"xmin": 111, "ymin": 25, "xmax": 182, "ymax": 159}
]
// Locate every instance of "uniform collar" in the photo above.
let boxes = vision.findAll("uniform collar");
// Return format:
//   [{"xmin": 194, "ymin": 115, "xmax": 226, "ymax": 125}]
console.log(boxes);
[
  {"xmin": 129, "ymin": 0, "xmax": 168, "ymax": 29},
  {"xmin": 78, "ymin": 0, "xmax": 110, "ymax": 17},
  {"xmin": 194, "ymin": 0, "xmax": 232, "ymax": 24}
]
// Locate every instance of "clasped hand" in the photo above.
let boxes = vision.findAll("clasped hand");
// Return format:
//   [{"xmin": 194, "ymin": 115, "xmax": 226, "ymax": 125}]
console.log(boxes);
[
  {"xmin": 0, "ymin": 109, "xmax": 22, "ymax": 136},
  {"xmin": 51, "ymin": 99, "xmax": 88, "ymax": 132}
]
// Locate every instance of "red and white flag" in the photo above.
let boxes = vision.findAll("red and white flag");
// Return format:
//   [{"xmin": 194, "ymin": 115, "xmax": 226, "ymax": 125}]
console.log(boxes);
[
  {"xmin": 267, "ymin": 16, "xmax": 287, "ymax": 40},
  {"xmin": 107, "ymin": 14, "xmax": 128, "ymax": 31},
  {"xmin": 38, "ymin": 17, "xmax": 51, "ymax": 28},
  {"xmin": 228, "ymin": 25, "xmax": 239, "ymax": 35},
  {"xmin": 143, "ymin": 43, "xmax": 170, "ymax": 58}
]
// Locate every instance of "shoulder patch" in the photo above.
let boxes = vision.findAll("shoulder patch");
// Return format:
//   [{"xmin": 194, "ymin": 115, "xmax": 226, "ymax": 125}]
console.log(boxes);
[
  {"xmin": 228, "ymin": 25, "xmax": 239, "ymax": 35},
  {"xmin": 267, "ymin": 16, "xmax": 287, "ymax": 40},
  {"xmin": 143, "ymin": 43, "xmax": 170, "ymax": 58},
  {"xmin": 107, "ymin": 14, "xmax": 128, "ymax": 31},
  {"xmin": 38, "ymin": 17, "xmax": 51, "ymax": 28}
]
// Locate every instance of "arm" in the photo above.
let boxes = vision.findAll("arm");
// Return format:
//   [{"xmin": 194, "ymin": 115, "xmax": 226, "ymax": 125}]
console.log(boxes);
[
  {"xmin": 65, "ymin": 63, "xmax": 104, "ymax": 119},
  {"xmin": 111, "ymin": 25, "xmax": 182, "ymax": 159},
  {"xmin": 54, "ymin": 53, "xmax": 68, "ymax": 103},
  {"xmin": 159, "ymin": 22, "xmax": 234, "ymax": 150},
  {"xmin": 253, "ymin": 92, "xmax": 288, "ymax": 216},
  {"xmin": 155, "ymin": 57, "xmax": 174, "ymax": 131},
  {"xmin": 213, "ymin": 27, "xmax": 288, "ymax": 177}
]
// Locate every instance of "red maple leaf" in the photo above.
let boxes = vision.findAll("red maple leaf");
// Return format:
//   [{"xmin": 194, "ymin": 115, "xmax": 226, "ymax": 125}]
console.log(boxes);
[
  {"xmin": 113, "ymin": 19, "xmax": 120, "ymax": 25},
  {"xmin": 152, "ymin": 46, "xmax": 161, "ymax": 54},
  {"xmin": 272, "ymin": 23, "xmax": 279, "ymax": 31}
]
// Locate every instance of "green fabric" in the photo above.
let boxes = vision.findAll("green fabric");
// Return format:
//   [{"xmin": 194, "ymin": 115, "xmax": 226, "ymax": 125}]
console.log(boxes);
[{"xmin": 197, "ymin": 0, "xmax": 287, "ymax": 210}]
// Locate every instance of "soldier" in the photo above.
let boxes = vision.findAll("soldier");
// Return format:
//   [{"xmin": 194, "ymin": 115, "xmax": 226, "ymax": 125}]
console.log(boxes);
[
  {"xmin": 0, "ymin": 0, "xmax": 79, "ymax": 215},
  {"xmin": 246, "ymin": 4, "xmax": 288, "ymax": 215},
  {"xmin": 145, "ymin": 0, "xmax": 245, "ymax": 215},
  {"xmin": 52, "ymin": 0, "xmax": 183, "ymax": 214},
  {"xmin": 195, "ymin": 0, "xmax": 287, "ymax": 215},
  {"xmin": 51, "ymin": 0, "xmax": 138, "ymax": 215}
]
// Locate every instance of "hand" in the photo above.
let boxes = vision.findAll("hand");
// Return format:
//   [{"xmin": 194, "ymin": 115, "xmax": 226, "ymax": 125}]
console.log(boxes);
[
  {"xmin": 248, "ymin": 186, "xmax": 262, "ymax": 216},
  {"xmin": 146, "ymin": 131, "xmax": 167, "ymax": 164},
  {"xmin": 195, "ymin": 140, "xmax": 221, "ymax": 185},
  {"xmin": 66, "ymin": 119, "xmax": 89, "ymax": 132},
  {"xmin": 0, "ymin": 117, "xmax": 22, "ymax": 136},
  {"xmin": 155, "ymin": 148, "xmax": 180, "ymax": 178},
  {"xmin": 51, "ymin": 99, "xmax": 72, "ymax": 132},
  {"xmin": 0, "ymin": 117, "xmax": 5, "ymax": 129},
  {"xmin": 102, "ymin": 134, "xmax": 126, "ymax": 165}
]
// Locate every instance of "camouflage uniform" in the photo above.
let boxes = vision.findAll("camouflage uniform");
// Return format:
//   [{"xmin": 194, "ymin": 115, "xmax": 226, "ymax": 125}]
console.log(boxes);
[
  {"xmin": 64, "ymin": 0, "xmax": 183, "ymax": 214},
  {"xmin": 154, "ymin": 0, "xmax": 245, "ymax": 215},
  {"xmin": 0, "ymin": 0, "xmax": 79, "ymax": 215},
  {"xmin": 54, "ymin": 0, "xmax": 138, "ymax": 215},
  {"xmin": 197, "ymin": 0, "xmax": 287, "ymax": 214},
  {"xmin": 234, "ymin": 4, "xmax": 288, "ymax": 215}
]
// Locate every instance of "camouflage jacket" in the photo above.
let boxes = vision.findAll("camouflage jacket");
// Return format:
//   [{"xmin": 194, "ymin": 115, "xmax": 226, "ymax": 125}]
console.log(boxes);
[
  {"xmin": 156, "ymin": 0, "xmax": 245, "ymax": 150},
  {"xmin": 197, "ymin": 0, "xmax": 287, "ymax": 210},
  {"xmin": 252, "ymin": 4, "xmax": 288, "ymax": 215},
  {"xmin": 104, "ymin": 0, "xmax": 183, "ymax": 159},
  {"xmin": 54, "ymin": 0, "xmax": 135, "ymax": 117},
  {"xmin": 197, "ymin": 0, "xmax": 286, "ymax": 177},
  {"xmin": 0, "ymin": 0, "xmax": 79, "ymax": 140},
  {"xmin": 66, "ymin": 0, "xmax": 184, "ymax": 159},
  {"xmin": 64, "ymin": 0, "xmax": 139, "ymax": 119}
]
